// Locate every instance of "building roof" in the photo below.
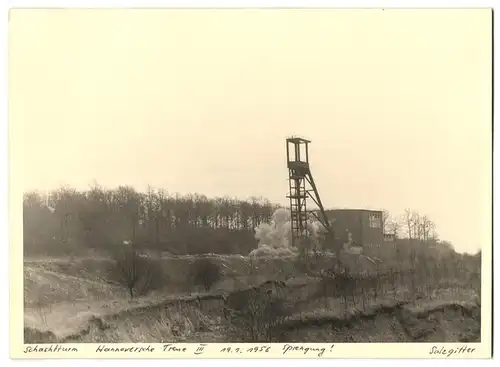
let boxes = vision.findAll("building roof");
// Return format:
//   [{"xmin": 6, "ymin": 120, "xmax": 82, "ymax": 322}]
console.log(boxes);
[{"xmin": 323, "ymin": 208, "xmax": 383, "ymax": 213}]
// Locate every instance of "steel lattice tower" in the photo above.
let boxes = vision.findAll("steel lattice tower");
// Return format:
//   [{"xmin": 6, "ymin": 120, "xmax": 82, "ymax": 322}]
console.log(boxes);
[{"xmin": 286, "ymin": 137, "xmax": 335, "ymax": 251}]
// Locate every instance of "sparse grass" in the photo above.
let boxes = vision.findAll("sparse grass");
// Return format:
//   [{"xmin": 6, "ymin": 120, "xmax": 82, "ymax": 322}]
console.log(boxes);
[
  {"xmin": 24, "ymin": 263, "xmax": 126, "ymax": 308},
  {"xmin": 23, "ymin": 254, "xmax": 481, "ymax": 344}
]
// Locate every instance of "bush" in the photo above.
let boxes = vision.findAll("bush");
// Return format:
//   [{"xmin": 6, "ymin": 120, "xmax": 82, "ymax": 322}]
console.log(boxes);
[
  {"xmin": 106, "ymin": 244, "xmax": 166, "ymax": 298},
  {"xmin": 188, "ymin": 259, "xmax": 222, "ymax": 291},
  {"xmin": 226, "ymin": 281, "xmax": 289, "ymax": 342}
]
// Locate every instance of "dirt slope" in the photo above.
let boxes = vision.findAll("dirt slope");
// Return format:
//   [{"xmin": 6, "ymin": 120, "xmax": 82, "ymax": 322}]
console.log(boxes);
[
  {"xmin": 25, "ymin": 286, "xmax": 480, "ymax": 344},
  {"xmin": 23, "ymin": 257, "xmax": 481, "ymax": 344}
]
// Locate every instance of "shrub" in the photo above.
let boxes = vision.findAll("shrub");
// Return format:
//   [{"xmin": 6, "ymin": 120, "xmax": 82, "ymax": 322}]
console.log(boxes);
[
  {"xmin": 228, "ymin": 286, "xmax": 288, "ymax": 342},
  {"xmin": 106, "ymin": 243, "xmax": 166, "ymax": 298},
  {"xmin": 189, "ymin": 259, "xmax": 222, "ymax": 291}
]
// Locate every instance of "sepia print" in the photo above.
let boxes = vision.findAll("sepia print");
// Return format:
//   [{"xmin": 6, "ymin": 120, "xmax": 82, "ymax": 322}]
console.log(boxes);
[{"xmin": 9, "ymin": 7, "xmax": 492, "ymax": 358}]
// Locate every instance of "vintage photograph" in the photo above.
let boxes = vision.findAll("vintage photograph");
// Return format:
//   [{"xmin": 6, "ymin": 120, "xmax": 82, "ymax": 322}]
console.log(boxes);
[{"xmin": 10, "ymin": 8, "xmax": 491, "ymax": 349}]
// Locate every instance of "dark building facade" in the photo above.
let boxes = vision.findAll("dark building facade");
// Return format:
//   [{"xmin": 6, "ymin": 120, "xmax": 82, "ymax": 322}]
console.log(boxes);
[
  {"xmin": 384, "ymin": 233, "xmax": 395, "ymax": 242},
  {"xmin": 322, "ymin": 209, "xmax": 384, "ymax": 249}
]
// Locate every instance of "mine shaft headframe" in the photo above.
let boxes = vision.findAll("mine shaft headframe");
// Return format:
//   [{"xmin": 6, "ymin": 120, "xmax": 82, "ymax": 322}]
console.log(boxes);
[
  {"xmin": 286, "ymin": 137, "xmax": 310, "ymax": 248},
  {"xmin": 286, "ymin": 136, "xmax": 311, "ymax": 163},
  {"xmin": 286, "ymin": 136, "xmax": 333, "ymax": 250}
]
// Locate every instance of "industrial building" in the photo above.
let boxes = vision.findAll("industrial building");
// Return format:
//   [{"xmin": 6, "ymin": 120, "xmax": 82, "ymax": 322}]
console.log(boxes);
[{"xmin": 323, "ymin": 209, "xmax": 384, "ymax": 249}]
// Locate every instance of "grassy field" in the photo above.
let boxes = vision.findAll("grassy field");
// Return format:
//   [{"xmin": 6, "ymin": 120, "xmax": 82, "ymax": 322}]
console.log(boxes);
[{"xmin": 24, "ymin": 253, "xmax": 481, "ymax": 343}]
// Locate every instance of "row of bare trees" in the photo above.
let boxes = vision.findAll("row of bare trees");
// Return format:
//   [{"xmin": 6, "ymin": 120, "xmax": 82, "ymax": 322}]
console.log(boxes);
[
  {"xmin": 23, "ymin": 184, "xmax": 279, "ymax": 256},
  {"xmin": 24, "ymin": 184, "xmax": 460, "ymax": 259},
  {"xmin": 381, "ymin": 208, "xmax": 439, "ymax": 241}
]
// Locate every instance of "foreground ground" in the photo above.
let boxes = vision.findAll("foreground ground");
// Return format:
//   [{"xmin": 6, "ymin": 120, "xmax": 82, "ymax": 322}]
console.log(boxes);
[{"xmin": 24, "ymin": 255, "xmax": 481, "ymax": 343}]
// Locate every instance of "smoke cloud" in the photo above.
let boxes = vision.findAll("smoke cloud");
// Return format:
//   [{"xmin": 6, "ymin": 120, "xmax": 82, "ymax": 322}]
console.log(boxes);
[{"xmin": 250, "ymin": 208, "xmax": 327, "ymax": 257}]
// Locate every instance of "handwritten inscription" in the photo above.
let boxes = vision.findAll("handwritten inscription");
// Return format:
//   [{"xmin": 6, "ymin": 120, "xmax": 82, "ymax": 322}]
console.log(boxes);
[
  {"xmin": 96, "ymin": 345, "xmax": 155, "ymax": 353},
  {"xmin": 24, "ymin": 343, "xmax": 478, "ymax": 358},
  {"xmin": 220, "ymin": 346, "xmax": 271, "ymax": 354},
  {"xmin": 163, "ymin": 344, "xmax": 187, "ymax": 353},
  {"xmin": 247, "ymin": 346, "xmax": 271, "ymax": 353},
  {"xmin": 24, "ymin": 345, "xmax": 78, "ymax": 353},
  {"xmin": 429, "ymin": 345, "xmax": 476, "ymax": 358},
  {"xmin": 194, "ymin": 343, "xmax": 207, "ymax": 355},
  {"xmin": 282, "ymin": 344, "xmax": 334, "ymax": 357}
]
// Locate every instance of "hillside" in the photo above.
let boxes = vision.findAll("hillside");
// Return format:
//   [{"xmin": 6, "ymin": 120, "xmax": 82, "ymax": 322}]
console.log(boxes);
[{"xmin": 24, "ymin": 253, "xmax": 481, "ymax": 343}]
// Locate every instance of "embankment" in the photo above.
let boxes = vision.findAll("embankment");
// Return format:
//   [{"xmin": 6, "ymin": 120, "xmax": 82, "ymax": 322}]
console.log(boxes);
[{"xmin": 25, "ymin": 288, "xmax": 480, "ymax": 343}]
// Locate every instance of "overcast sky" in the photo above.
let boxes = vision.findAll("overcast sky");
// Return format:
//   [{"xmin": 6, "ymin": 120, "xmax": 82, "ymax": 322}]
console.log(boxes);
[{"xmin": 9, "ymin": 9, "xmax": 491, "ymax": 253}]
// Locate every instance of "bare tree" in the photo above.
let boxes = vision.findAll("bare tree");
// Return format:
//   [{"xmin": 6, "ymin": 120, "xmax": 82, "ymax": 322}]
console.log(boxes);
[
  {"xmin": 107, "ymin": 241, "xmax": 162, "ymax": 299},
  {"xmin": 114, "ymin": 186, "xmax": 142, "ymax": 241},
  {"xmin": 429, "ymin": 222, "xmax": 438, "ymax": 241},
  {"xmin": 419, "ymin": 215, "xmax": 434, "ymax": 241},
  {"xmin": 189, "ymin": 258, "xmax": 222, "ymax": 291},
  {"xmin": 411, "ymin": 211, "xmax": 421, "ymax": 240},
  {"xmin": 403, "ymin": 209, "xmax": 414, "ymax": 240},
  {"xmin": 227, "ymin": 282, "xmax": 288, "ymax": 342}
]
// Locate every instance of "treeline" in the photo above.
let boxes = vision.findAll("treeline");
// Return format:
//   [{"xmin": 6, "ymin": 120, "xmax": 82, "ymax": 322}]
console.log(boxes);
[
  {"xmin": 382, "ymin": 209, "xmax": 439, "ymax": 242},
  {"xmin": 23, "ymin": 185, "xmax": 280, "ymax": 257}
]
